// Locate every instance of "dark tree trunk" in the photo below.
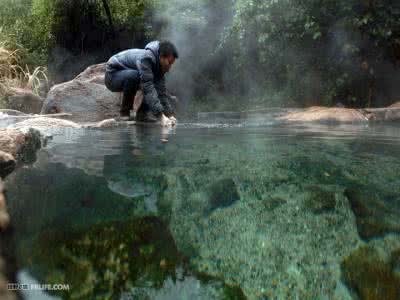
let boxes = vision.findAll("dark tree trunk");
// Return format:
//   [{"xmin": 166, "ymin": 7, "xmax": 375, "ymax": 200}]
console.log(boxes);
[{"xmin": 101, "ymin": 0, "xmax": 115, "ymax": 37}]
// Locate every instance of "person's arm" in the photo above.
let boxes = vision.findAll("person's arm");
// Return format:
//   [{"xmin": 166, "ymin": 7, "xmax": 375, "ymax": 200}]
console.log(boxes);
[
  {"xmin": 154, "ymin": 77, "xmax": 175, "ymax": 117},
  {"xmin": 138, "ymin": 57, "xmax": 164, "ymax": 117}
]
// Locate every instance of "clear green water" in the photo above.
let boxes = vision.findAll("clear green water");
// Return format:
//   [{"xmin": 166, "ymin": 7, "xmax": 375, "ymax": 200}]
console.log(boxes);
[{"xmin": 5, "ymin": 119, "xmax": 400, "ymax": 300}]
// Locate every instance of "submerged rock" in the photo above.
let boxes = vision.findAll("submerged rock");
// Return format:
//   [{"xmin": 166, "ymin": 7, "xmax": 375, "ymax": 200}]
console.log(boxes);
[
  {"xmin": 344, "ymin": 188, "xmax": 400, "ymax": 239},
  {"xmin": 341, "ymin": 236, "xmax": 400, "ymax": 300},
  {"xmin": 207, "ymin": 178, "xmax": 240, "ymax": 212},
  {"xmin": 25, "ymin": 216, "xmax": 181, "ymax": 299},
  {"xmin": 304, "ymin": 186, "xmax": 336, "ymax": 214}
]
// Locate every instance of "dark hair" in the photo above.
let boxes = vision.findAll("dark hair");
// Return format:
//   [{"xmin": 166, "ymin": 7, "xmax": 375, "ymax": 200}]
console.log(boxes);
[{"xmin": 159, "ymin": 40, "xmax": 179, "ymax": 59}]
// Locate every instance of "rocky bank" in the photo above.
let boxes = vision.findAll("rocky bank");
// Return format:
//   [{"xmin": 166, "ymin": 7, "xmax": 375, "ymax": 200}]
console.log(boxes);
[{"xmin": 0, "ymin": 128, "xmax": 42, "ymax": 299}]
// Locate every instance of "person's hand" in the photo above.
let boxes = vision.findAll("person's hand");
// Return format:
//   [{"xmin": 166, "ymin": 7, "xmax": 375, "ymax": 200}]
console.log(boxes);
[
  {"xmin": 160, "ymin": 113, "xmax": 173, "ymax": 127},
  {"xmin": 169, "ymin": 115, "xmax": 177, "ymax": 125}
]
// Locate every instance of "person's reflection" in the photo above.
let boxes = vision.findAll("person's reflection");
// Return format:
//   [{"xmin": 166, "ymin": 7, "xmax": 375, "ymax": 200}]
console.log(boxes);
[{"xmin": 102, "ymin": 124, "xmax": 177, "ymax": 214}]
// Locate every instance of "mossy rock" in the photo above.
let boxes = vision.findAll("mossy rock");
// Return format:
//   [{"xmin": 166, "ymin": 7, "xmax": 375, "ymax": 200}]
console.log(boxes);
[
  {"xmin": 27, "ymin": 216, "xmax": 181, "ymax": 300},
  {"xmin": 341, "ymin": 245, "xmax": 400, "ymax": 300},
  {"xmin": 344, "ymin": 188, "xmax": 400, "ymax": 240}
]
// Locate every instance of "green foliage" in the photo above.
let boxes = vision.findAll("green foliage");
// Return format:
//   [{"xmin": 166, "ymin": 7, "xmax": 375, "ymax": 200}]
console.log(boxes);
[
  {"xmin": 0, "ymin": 0, "xmax": 48, "ymax": 67},
  {"xmin": 221, "ymin": 0, "xmax": 400, "ymax": 106},
  {"xmin": 1, "ymin": 0, "xmax": 400, "ymax": 107},
  {"xmin": 0, "ymin": 0, "xmax": 156, "ymax": 66}
]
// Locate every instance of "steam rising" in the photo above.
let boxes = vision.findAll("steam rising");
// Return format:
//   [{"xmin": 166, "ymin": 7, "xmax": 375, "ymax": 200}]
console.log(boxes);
[{"xmin": 154, "ymin": 1, "xmax": 234, "ymax": 108}]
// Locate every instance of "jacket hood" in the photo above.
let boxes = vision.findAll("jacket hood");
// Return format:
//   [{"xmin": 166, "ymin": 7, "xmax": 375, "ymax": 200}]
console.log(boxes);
[{"xmin": 145, "ymin": 41, "xmax": 160, "ymax": 58}]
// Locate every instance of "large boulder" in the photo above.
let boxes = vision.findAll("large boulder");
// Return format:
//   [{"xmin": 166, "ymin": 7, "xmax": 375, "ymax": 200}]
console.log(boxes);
[
  {"xmin": 5, "ymin": 87, "xmax": 43, "ymax": 114},
  {"xmin": 41, "ymin": 63, "xmax": 121, "ymax": 122},
  {"xmin": 74, "ymin": 63, "xmax": 107, "ymax": 84}
]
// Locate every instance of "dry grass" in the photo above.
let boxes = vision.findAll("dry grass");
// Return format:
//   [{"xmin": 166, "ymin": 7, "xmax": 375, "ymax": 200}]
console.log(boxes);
[
  {"xmin": 0, "ymin": 28, "xmax": 48, "ymax": 108},
  {"xmin": 0, "ymin": 48, "xmax": 48, "ymax": 94}
]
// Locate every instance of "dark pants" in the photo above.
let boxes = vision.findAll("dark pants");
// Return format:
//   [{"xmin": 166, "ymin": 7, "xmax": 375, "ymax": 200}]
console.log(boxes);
[{"xmin": 105, "ymin": 69, "xmax": 140, "ymax": 115}]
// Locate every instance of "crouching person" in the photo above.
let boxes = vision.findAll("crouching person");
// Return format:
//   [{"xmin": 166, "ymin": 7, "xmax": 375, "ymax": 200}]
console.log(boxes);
[{"xmin": 105, "ymin": 40, "xmax": 179, "ymax": 126}]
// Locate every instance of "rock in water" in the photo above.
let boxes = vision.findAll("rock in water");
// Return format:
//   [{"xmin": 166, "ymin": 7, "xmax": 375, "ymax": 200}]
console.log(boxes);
[
  {"xmin": 304, "ymin": 186, "xmax": 336, "ymax": 214},
  {"xmin": 341, "ymin": 237, "xmax": 400, "ymax": 300},
  {"xmin": 28, "ymin": 216, "xmax": 181, "ymax": 299},
  {"xmin": 344, "ymin": 188, "xmax": 400, "ymax": 240}
]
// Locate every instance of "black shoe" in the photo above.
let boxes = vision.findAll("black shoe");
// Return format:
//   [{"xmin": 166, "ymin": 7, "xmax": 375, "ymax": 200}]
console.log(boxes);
[
  {"xmin": 135, "ymin": 111, "xmax": 158, "ymax": 123},
  {"xmin": 117, "ymin": 112, "xmax": 134, "ymax": 121}
]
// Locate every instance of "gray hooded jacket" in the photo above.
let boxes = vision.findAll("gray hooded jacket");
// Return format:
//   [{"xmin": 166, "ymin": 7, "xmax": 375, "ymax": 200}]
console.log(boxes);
[{"xmin": 106, "ymin": 41, "xmax": 174, "ymax": 116}]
